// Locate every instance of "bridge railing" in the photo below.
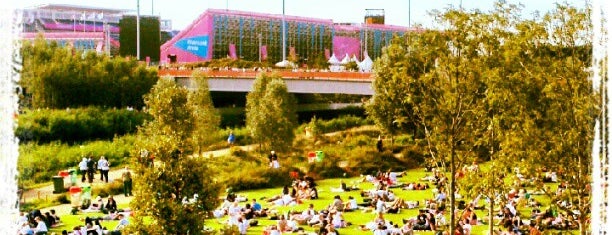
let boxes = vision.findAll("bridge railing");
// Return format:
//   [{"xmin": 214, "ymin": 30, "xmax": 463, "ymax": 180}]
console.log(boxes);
[{"xmin": 158, "ymin": 68, "xmax": 372, "ymax": 80}]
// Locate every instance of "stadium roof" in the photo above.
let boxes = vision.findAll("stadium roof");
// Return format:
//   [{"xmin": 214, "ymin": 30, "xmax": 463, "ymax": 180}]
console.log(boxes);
[{"xmin": 27, "ymin": 4, "xmax": 131, "ymax": 15}]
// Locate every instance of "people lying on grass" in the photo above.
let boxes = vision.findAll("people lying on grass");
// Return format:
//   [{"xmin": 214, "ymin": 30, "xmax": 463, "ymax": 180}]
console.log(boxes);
[
  {"xmin": 269, "ymin": 193, "xmax": 296, "ymax": 207},
  {"xmin": 384, "ymin": 197, "xmax": 406, "ymax": 214},
  {"xmin": 402, "ymin": 182, "xmax": 429, "ymax": 190},
  {"xmin": 266, "ymin": 185, "xmax": 291, "ymax": 203},
  {"xmin": 307, "ymin": 212, "xmax": 326, "ymax": 227},
  {"xmin": 82, "ymin": 196, "xmax": 104, "ymax": 212},
  {"xmin": 86, "ymin": 211, "xmax": 131, "ymax": 221},
  {"xmin": 359, "ymin": 212, "xmax": 386, "ymax": 231},
  {"xmin": 111, "ymin": 213, "xmax": 129, "ymax": 233},
  {"xmin": 330, "ymin": 180, "xmax": 358, "ymax": 193}
]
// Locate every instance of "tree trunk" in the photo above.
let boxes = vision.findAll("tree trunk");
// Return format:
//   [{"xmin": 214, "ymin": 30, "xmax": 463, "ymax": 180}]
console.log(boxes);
[
  {"xmin": 489, "ymin": 196, "xmax": 494, "ymax": 235},
  {"xmin": 449, "ymin": 140, "xmax": 456, "ymax": 234}
]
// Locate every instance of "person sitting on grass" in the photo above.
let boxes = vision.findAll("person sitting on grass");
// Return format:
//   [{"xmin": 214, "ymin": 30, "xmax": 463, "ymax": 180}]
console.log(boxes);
[
  {"xmin": 412, "ymin": 209, "xmax": 431, "ymax": 230},
  {"xmin": 328, "ymin": 195, "xmax": 344, "ymax": 213},
  {"xmin": 105, "ymin": 195, "xmax": 117, "ymax": 213},
  {"xmin": 344, "ymin": 196, "xmax": 358, "ymax": 211},
  {"xmin": 18, "ymin": 221, "xmax": 33, "ymax": 235},
  {"xmin": 33, "ymin": 216, "xmax": 48, "ymax": 235}
]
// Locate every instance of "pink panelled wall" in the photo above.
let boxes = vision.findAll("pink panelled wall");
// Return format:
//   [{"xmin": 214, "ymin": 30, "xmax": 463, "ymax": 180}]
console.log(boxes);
[
  {"xmin": 160, "ymin": 12, "xmax": 214, "ymax": 63},
  {"xmin": 332, "ymin": 36, "xmax": 360, "ymax": 59}
]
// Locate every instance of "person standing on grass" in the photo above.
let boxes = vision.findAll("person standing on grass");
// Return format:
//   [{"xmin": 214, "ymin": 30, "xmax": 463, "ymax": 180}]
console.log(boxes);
[
  {"xmin": 122, "ymin": 166, "xmax": 133, "ymax": 196},
  {"xmin": 86, "ymin": 155, "xmax": 96, "ymax": 183},
  {"xmin": 227, "ymin": 131, "xmax": 236, "ymax": 146},
  {"xmin": 79, "ymin": 157, "xmax": 89, "ymax": 183},
  {"xmin": 98, "ymin": 156, "xmax": 110, "ymax": 183},
  {"xmin": 376, "ymin": 135, "xmax": 384, "ymax": 152}
]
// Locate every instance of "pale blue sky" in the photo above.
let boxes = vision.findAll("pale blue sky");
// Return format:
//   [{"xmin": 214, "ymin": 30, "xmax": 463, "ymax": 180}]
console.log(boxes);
[{"xmin": 16, "ymin": 0, "xmax": 587, "ymax": 30}]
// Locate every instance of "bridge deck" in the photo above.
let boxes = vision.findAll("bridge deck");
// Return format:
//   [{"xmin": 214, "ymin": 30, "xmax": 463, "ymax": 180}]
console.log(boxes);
[
  {"xmin": 159, "ymin": 69, "xmax": 373, "ymax": 81},
  {"xmin": 159, "ymin": 69, "xmax": 374, "ymax": 95}
]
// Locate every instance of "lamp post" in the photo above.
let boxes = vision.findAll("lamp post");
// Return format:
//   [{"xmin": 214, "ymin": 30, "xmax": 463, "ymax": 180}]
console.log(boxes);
[
  {"xmin": 282, "ymin": 0, "xmax": 286, "ymax": 63},
  {"xmin": 136, "ymin": 0, "xmax": 141, "ymax": 60},
  {"xmin": 258, "ymin": 33, "xmax": 262, "ymax": 62}
]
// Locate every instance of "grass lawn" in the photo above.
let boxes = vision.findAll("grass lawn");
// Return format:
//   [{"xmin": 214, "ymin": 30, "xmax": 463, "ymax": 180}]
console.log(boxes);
[{"xmin": 46, "ymin": 167, "xmax": 578, "ymax": 235}]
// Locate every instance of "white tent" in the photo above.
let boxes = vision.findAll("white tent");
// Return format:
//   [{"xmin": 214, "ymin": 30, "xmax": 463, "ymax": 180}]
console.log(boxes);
[
  {"xmin": 328, "ymin": 53, "xmax": 344, "ymax": 72},
  {"xmin": 328, "ymin": 54, "xmax": 341, "ymax": 65},
  {"xmin": 275, "ymin": 60, "xmax": 296, "ymax": 68},
  {"xmin": 340, "ymin": 53, "xmax": 350, "ymax": 64},
  {"xmin": 359, "ymin": 53, "xmax": 373, "ymax": 72}
]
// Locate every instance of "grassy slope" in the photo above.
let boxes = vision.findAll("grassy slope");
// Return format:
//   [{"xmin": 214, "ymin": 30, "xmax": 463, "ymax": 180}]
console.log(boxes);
[{"xmin": 47, "ymin": 166, "xmax": 577, "ymax": 235}]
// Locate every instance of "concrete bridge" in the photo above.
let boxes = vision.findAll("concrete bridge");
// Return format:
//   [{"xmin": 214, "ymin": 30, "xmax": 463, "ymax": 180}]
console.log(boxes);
[{"xmin": 159, "ymin": 69, "xmax": 375, "ymax": 95}]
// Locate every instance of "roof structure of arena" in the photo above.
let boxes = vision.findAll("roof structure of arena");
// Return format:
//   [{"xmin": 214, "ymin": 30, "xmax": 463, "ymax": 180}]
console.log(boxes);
[{"xmin": 26, "ymin": 4, "xmax": 131, "ymax": 15}]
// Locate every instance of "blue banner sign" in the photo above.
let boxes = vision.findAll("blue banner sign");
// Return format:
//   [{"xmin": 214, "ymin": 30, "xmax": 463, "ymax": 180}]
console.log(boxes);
[{"xmin": 175, "ymin": 35, "xmax": 209, "ymax": 58}]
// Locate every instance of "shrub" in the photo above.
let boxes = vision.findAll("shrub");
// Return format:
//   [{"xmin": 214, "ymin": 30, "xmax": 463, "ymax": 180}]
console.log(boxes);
[
  {"xmin": 16, "ymin": 107, "xmax": 151, "ymax": 143},
  {"xmin": 229, "ymin": 146, "xmax": 247, "ymax": 157},
  {"xmin": 92, "ymin": 180, "xmax": 125, "ymax": 198}
]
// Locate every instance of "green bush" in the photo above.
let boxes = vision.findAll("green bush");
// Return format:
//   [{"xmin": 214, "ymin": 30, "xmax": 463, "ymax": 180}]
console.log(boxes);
[
  {"xmin": 92, "ymin": 180, "xmax": 125, "ymax": 198},
  {"xmin": 221, "ymin": 160, "xmax": 302, "ymax": 191},
  {"xmin": 297, "ymin": 115, "xmax": 371, "ymax": 135},
  {"xmin": 16, "ymin": 107, "xmax": 151, "ymax": 143},
  {"xmin": 229, "ymin": 146, "xmax": 248, "ymax": 157}
]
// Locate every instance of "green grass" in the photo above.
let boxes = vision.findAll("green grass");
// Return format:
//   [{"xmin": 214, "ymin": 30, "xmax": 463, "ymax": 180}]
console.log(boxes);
[{"xmin": 45, "ymin": 167, "xmax": 579, "ymax": 235}]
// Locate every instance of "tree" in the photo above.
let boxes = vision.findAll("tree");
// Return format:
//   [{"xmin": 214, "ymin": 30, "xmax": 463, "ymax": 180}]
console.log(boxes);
[
  {"xmin": 129, "ymin": 78, "xmax": 221, "ymax": 234},
  {"xmin": 20, "ymin": 36, "xmax": 158, "ymax": 109},
  {"xmin": 245, "ymin": 72, "xmax": 297, "ymax": 152},
  {"xmin": 188, "ymin": 71, "xmax": 221, "ymax": 156},
  {"xmin": 366, "ymin": 31, "xmax": 446, "ymax": 142}
]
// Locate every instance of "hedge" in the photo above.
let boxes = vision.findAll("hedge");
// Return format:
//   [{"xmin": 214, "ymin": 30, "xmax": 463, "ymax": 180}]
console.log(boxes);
[{"xmin": 16, "ymin": 107, "xmax": 150, "ymax": 144}]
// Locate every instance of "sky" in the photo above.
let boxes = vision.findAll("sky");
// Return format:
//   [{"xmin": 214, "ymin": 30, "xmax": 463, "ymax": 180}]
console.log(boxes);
[{"xmin": 15, "ymin": 0, "xmax": 587, "ymax": 30}]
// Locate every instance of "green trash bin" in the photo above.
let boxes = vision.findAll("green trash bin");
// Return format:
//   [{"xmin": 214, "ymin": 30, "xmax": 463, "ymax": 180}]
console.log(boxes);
[
  {"xmin": 315, "ymin": 150, "xmax": 324, "ymax": 162},
  {"xmin": 52, "ymin": 176, "xmax": 65, "ymax": 194}
]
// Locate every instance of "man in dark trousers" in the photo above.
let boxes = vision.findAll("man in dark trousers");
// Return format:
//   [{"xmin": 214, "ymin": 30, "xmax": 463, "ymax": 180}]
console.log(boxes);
[
  {"xmin": 376, "ymin": 136, "xmax": 383, "ymax": 152},
  {"xmin": 86, "ymin": 155, "xmax": 96, "ymax": 183}
]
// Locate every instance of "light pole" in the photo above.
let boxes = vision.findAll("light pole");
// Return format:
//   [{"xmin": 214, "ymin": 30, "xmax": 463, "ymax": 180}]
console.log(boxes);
[
  {"xmin": 408, "ymin": 0, "xmax": 411, "ymax": 28},
  {"xmin": 136, "ymin": 0, "xmax": 141, "ymax": 60},
  {"xmin": 282, "ymin": 0, "xmax": 286, "ymax": 63},
  {"xmin": 258, "ymin": 33, "xmax": 262, "ymax": 62}
]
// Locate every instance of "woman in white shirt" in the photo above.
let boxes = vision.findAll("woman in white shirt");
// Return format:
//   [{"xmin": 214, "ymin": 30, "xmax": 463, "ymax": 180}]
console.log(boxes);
[{"xmin": 34, "ymin": 216, "xmax": 48, "ymax": 234}]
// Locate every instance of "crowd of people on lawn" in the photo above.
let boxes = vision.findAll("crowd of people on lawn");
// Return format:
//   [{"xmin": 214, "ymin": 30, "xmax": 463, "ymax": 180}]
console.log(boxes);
[
  {"xmin": 18, "ymin": 148, "xmax": 582, "ymax": 235},
  {"xmin": 16, "ymin": 165, "xmax": 134, "ymax": 235},
  {"xmin": 207, "ymin": 158, "xmax": 581, "ymax": 235},
  {"xmin": 16, "ymin": 202, "xmax": 130, "ymax": 235}
]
